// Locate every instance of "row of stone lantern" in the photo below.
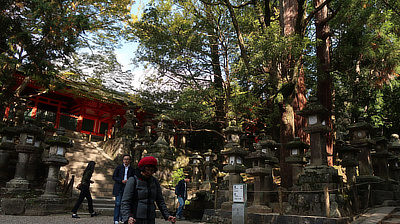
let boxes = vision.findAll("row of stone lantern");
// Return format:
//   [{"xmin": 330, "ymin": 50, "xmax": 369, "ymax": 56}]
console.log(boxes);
[
  {"xmin": 5, "ymin": 118, "xmax": 45, "ymax": 192},
  {"xmin": 0, "ymin": 119, "xmax": 72, "ymax": 198},
  {"xmin": 0, "ymin": 125, "xmax": 18, "ymax": 182},
  {"xmin": 245, "ymin": 134, "xmax": 279, "ymax": 213}
]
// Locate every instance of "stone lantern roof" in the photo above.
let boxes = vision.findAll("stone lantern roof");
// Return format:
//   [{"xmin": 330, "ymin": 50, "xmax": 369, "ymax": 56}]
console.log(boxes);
[
  {"xmin": 0, "ymin": 126, "xmax": 19, "ymax": 136},
  {"xmin": 203, "ymin": 149, "xmax": 214, "ymax": 165},
  {"xmin": 337, "ymin": 142, "xmax": 359, "ymax": 167},
  {"xmin": 296, "ymin": 97, "xmax": 330, "ymax": 117},
  {"xmin": 347, "ymin": 117, "xmax": 373, "ymax": 132},
  {"xmin": 284, "ymin": 137, "xmax": 309, "ymax": 164},
  {"xmin": 17, "ymin": 118, "xmax": 43, "ymax": 135}
]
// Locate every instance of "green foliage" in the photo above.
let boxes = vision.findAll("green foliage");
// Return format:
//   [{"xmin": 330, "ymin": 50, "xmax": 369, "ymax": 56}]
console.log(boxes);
[
  {"xmin": 171, "ymin": 168, "xmax": 185, "ymax": 186},
  {"xmin": 331, "ymin": 0, "xmax": 400, "ymax": 134},
  {"xmin": 130, "ymin": 0, "xmax": 400, "ymax": 141},
  {"xmin": 0, "ymin": 0, "xmax": 133, "ymax": 115}
]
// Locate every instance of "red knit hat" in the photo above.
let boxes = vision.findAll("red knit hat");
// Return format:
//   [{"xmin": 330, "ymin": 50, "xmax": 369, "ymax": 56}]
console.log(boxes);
[{"xmin": 138, "ymin": 156, "xmax": 158, "ymax": 168}]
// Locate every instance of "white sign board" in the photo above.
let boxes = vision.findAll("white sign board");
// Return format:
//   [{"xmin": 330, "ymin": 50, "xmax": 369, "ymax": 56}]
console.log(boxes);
[{"xmin": 233, "ymin": 184, "xmax": 246, "ymax": 203}]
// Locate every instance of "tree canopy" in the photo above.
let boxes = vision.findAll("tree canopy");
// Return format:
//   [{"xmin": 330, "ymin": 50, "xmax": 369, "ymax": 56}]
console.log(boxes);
[
  {"xmin": 129, "ymin": 0, "xmax": 400, "ymax": 142},
  {"xmin": 0, "ymin": 0, "xmax": 133, "ymax": 120}
]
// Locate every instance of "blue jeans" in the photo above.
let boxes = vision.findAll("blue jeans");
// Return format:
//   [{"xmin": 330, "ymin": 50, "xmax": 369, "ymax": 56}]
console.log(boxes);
[
  {"xmin": 114, "ymin": 190, "xmax": 123, "ymax": 221},
  {"xmin": 177, "ymin": 196, "xmax": 185, "ymax": 217}
]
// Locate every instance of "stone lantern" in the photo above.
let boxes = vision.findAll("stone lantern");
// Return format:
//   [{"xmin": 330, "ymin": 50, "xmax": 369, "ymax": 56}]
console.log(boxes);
[
  {"xmin": 256, "ymin": 134, "xmax": 279, "ymax": 200},
  {"xmin": 42, "ymin": 127, "xmax": 72, "ymax": 198},
  {"xmin": 220, "ymin": 122, "xmax": 247, "ymax": 211},
  {"xmin": 284, "ymin": 137, "xmax": 309, "ymax": 187},
  {"xmin": 371, "ymin": 133, "xmax": 391, "ymax": 180},
  {"xmin": 337, "ymin": 141, "xmax": 359, "ymax": 186},
  {"xmin": 129, "ymin": 114, "xmax": 142, "ymax": 165},
  {"xmin": 296, "ymin": 97, "xmax": 331, "ymax": 166},
  {"xmin": 43, "ymin": 123, "xmax": 57, "ymax": 137},
  {"xmin": 240, "ymin": 131, "xmax": 255, "ymax": 151},
  {"xmin": 154, "ymin": 115, "xmax": 174, "ymax": 145},
  {"xmin": 177, "ymin": 129, "xmax": 190, "ymax": 150},
  {"xmin": 146, "ymin": 116, "xmax": 175, "ymax": 184},
  {"xmin": 6, "ymin": 118, "xmax": 44, "ymax": 191},
  {"xmin": 200, "ymin": 149, "xmax": 216, "ymax": 191},
  {"xmin": 388, "ymin": 134, "xmax": 400, "ymax": 181},
  {"xmin": 190, "ymin": 152, "xmax": 203, "ymax": 189},
  {"xmin": 347, "ymin": 118, "xmax": 374, "ymax": 177},
  {"xmin": 347, "ymin": 118, "xmax": 379, "ymax": 209},
  {"xmin": 0, "ymin": 125, "xmax": 18, "ymax": 182},
  {"xmin": 245, "ymin": 134, "xmax": 277, "ymax": 213}
]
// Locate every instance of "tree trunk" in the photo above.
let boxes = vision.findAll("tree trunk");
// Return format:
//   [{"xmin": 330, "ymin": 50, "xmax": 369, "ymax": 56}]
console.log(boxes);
[
  {"xmin": 279, "ymin": 0, "xmax": 308, "ymax": 188},
  {"xmin": 314, "ymin": 0, "xmax": 333, "ymax": 165}
]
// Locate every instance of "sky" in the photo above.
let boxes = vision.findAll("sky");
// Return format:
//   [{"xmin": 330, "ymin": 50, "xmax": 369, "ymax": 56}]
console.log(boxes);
[{"xmin": 113, "ymin": 0, "xmax": 148, "ymax": 90}]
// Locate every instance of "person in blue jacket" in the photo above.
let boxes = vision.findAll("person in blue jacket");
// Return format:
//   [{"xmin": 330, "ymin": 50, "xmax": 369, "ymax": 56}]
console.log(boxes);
[
  {"xmin": 175, "ymin": 176, "xmax": 191, "ymax": 220},
  {"xmin": 112, "ymin": 154, "xmax": 134, "ymax": 224}
]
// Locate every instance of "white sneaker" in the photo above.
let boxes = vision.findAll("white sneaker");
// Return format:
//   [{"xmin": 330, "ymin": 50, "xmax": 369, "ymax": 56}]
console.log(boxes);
[{"xmin": 114, "ymin": 221, "xmax": 119, "ymax": 224}]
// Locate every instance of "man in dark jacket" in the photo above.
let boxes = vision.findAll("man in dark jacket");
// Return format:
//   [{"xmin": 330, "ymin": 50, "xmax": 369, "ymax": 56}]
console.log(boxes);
[
  {"xmin": 112, "ymin": 154, "xmax": 134, "ymax": 224},
  {"xmin": 175, "ymin": 176, "xmax": 191, "ymax": 220},
  {"xmin": 121, "ymin": 156, "xmax": 175, "ymax": 224}
]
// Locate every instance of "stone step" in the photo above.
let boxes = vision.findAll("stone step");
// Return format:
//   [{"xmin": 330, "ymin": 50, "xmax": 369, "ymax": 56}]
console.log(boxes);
[
  {"xmin": 382, "ymin": 218, "xmax": 400, "ymax": 224},
  {"xmin": 60, "ymin": 132, "xmax": 118, "ymax": 200},
  {"xmin": 92, "ymin": 203, "xmax": 115, "ymax": 208},
  {"xmin": 85, "ymin": 196, "xmax": 115, "ymax": 216},
  {"xmin": 93, "ymin": 197, "xmax": 115, "ymax": 203},
  {"xmin": 391, "ymin": 211, "xmax": 400, "ymax": 218}
]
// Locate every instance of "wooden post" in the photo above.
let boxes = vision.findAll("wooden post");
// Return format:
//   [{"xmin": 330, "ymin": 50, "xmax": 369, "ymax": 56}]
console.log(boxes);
[
  {"xmin": 278, "ymin": 187, "xmax": 283, "ymax": 215},
  {"xmin": 324, "ymin": 185, "xmax": 330, "ymax": 217}
]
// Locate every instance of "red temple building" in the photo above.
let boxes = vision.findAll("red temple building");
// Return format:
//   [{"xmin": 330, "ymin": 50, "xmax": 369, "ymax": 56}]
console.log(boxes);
[{"xmin": 6, "ymin": 73, "xmax": 129, "ymax": 137}]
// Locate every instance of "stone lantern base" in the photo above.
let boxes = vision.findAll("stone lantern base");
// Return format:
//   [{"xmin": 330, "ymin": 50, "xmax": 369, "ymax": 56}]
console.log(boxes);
[
  {"xmin": 247, "ymin": 204, "xmax": 272, "ymax": 213},
  {"xmin": 356, "ymin": 175, "xmax": 399, "ymax": 207},
  {"xmin": 286, "ymin": 165, "xmax": 350, "ymax": 217},
  {"xmin": 220, "ymin": 201, "xmax": 234, "ymax": 211},
  {"xmin": 5, "ymin": 178, "xmax": 30, "ymax": 192},
  {"xmin": 200, "ymin": 181, "xmax": 216, "ymax": 191}
]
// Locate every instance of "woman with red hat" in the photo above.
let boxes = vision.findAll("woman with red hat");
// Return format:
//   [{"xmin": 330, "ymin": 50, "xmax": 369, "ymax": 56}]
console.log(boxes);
[{"xmin": 121, "ymin": 156, "xmax": 176, "ymax": 224}]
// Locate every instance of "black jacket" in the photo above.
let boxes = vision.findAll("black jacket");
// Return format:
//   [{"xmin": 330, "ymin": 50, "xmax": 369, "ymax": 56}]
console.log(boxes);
[
  {"xmin": 112, "ymin": 164, "xmax": 134, "ymax": 196},
  {"xmin": 121, "ymin": 168, "xmax": 170, "ymax": 221},
  {"xmin": 175, "ymin": 179, "xmax": 187, "ymax": 199}
]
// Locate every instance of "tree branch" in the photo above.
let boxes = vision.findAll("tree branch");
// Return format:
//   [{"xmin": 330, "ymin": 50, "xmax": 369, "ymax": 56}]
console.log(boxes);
[
  {"xmin": 304, "ymin": 0, "xmax": 333, "ymax": 28},
  {"xmin": 381, "ymin": 0, "xmax": 400, "ymax": 17}
]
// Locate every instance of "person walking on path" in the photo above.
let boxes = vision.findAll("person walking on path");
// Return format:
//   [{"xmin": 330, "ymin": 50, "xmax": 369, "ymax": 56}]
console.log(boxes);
[
  {"xmin": 71, "ymin": 161, "xmax": 98, "ymax": 218},
  {"xmin": 175, "ymin": 176, "xmax": 191, "ymax": 220},
  {"xmin": 121, "ymin": 156, "xmax": 176, "ymax": 224},
  {"xmin": 112, "ymin": 154, "xmax": 134, "ymax": 224}
]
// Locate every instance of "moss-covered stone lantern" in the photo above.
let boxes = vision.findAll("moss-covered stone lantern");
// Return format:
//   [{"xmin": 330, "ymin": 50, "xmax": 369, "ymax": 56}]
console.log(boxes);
[
  {"xmin": 220, "ymin": 122, "xmax": 247, "ymax": 211},
  {"xmin": 337, "ymin": 141, "xmax": 359, "ymax": 186},
  {"xmin": 372, "ymin": 133, "xmax": 391, "ymax": 180},
  {"xmin": 245, "ymin": 141, "xmax": 273, "ymax": 213},
  {"xmin": 190, "ymin": 152, "xmax": 203, "ymax": 189},
  {"xmin": 347, "ymin": 117, "xmax": 374, "ymax": 177},
  {"xmin": 42, "ymin": 127, "xmax": 72, "ymax": 198},
  {"xmin": 200, "ymin": 149, "xmax": 216, "ymax": 191},
  {"xmin": 388, "ymin": 134, "xmax": 400, "ymax": 181},
  {"xmin": 0, "ymin": 125, "xmax": 18, "ymax": 182},
  {"xmin": 284, "ymin": 137, "xmax": 309, "ymax": 186},
  {"xmin": 296, "ymin": 97, "xmax": 331, "ymax": 166},
  {"xmin": 6, "ymin": 118, "xmax": 44, "ymax": 191}
]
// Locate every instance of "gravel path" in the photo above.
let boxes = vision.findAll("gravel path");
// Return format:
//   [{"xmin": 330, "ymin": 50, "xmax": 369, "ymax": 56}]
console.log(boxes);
[{"xmin": 0, "ymin": 214, "xmax": 205, "ymax": 224}]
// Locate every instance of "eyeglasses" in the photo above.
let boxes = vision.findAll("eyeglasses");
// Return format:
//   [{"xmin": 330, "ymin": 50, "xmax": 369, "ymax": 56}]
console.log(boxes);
[{"xmin": 123, "ymin": 158, "xmax": 131, "ymax": 161}]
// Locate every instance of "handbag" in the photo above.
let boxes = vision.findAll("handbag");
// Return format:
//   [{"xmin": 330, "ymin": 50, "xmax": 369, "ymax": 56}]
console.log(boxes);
[{"xmin": 76, "ymin": 183, "xmax": 82, "ymax": 190}]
